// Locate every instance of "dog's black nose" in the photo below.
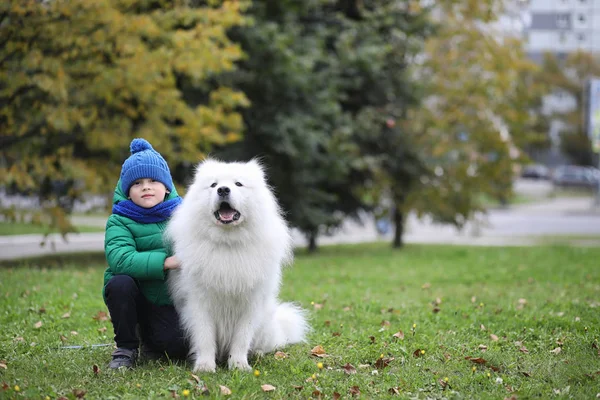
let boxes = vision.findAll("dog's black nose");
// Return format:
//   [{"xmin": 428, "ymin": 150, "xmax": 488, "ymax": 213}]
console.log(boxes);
[{"xmin": 217, "ymin": 186, "xmax": 230, "ymax": 197}]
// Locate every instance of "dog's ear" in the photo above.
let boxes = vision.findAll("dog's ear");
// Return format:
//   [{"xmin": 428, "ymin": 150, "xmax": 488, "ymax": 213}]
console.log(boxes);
[{"xmin": 247, "ymin": 158, "xmax": 266, "ymax": 180}]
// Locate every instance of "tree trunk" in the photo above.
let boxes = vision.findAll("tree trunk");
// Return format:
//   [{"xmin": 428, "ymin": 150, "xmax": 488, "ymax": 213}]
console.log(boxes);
[
  {"xmin": 307, "ymin": 232, "xmax": 318, "ymax": 253},
  {"xmin": 392, "ymin": 205, "xmax": 404, "ymax": 248}
]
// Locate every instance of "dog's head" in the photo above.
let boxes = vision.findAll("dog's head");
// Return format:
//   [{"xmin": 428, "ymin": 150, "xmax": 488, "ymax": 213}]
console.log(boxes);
[{"xmin": 189, "ymin": 158, "xmax": 272, "ymax": 228}]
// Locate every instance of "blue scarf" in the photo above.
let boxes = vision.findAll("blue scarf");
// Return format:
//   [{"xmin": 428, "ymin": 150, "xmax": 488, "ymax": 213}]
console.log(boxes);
[{"xmin": 112, "ymin": 197, "xmax": 182, "ymax": 223}]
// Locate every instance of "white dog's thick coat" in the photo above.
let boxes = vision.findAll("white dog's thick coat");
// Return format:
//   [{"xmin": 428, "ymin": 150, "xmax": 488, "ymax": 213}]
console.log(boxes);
[{"xmin": 166, "ymin": 159, "xmax": 308, "ymax": 372}]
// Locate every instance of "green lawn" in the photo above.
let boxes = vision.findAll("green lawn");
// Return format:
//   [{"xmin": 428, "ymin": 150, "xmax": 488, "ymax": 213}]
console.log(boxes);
[
  {"xmin": 1, "ymin": 244, "xmax": 599, "ymax": 399},
  {"xmin": 0, "ymin": 222, "xmax": 104, "ymax": 236}
]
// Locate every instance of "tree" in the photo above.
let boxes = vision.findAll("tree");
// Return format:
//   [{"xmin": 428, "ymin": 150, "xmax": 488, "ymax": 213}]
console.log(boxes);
[
  {"xmin": 538, "ymin": 51, "xmax": 600, "ymax": 166},
  {"xmin": 214, "ymin": 0, "xmax": 434, "ymax": 252},
  {"xmin": 213, "ymin": 0, "xmax": 365, "ymax": 251},
  {"xmin": 1, "ymin": 0, "xmax": 248, "ymax": 233},
  {"xmin": 380, "ymin": 0, "xmax": 549, "ymax": 247}
]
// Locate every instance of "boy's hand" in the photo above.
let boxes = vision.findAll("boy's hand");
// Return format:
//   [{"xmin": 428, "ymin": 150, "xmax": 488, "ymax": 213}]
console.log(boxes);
[{"xmin": 164, "ymin": 256, "xmax": 180, "ymax": 270}]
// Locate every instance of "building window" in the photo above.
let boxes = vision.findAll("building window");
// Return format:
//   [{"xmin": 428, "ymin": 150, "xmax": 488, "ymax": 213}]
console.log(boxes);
[
  {"xmin": 557, "ymin": 14, "xmax": 570, "ymax": 28},
  {"xmin": 578, "ymin": 14, "xmax": 585, "ymax": 23}
]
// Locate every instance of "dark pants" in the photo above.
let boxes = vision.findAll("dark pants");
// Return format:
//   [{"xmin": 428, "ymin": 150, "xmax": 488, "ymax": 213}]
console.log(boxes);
[{"xmin": 104, "ymin": 275, "xmax": 188, "ymax": 359}]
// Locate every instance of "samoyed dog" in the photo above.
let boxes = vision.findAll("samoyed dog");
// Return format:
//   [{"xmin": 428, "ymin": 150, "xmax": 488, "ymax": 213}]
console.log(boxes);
[{"xmin": 166, "ymin": 159, "xmax": 308, "ymax": 372}]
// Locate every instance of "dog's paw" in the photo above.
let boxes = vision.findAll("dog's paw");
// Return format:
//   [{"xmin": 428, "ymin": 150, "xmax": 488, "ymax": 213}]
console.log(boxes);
[
  {"xmin": 228, "ymin": 357, "xmax": 251, "ymax": 371},
  {"xmin": 193, "ymin": 359, "xmax": 217, "ymax": 373}
]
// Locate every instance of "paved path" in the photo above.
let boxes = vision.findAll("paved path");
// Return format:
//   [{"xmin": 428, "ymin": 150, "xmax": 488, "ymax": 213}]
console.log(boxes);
[{"xmin": 1, "ymin": 196, "xmax": 599, "ymax": 261}]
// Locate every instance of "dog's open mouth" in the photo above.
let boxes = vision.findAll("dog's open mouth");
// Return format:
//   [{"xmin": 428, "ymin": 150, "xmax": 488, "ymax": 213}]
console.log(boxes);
[{"xmin": 214, "ymin": 202, "xmax": 241, "ymax": 224}]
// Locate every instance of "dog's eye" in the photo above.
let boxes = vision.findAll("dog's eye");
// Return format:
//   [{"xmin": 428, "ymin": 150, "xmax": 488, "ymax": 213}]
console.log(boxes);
[
  {"xmin": 235, "ymin": 182, "xmax": 243, "ymax": 187},
  {"xmin": 210, "ymin": 182, "xmax": 217, "ymax": 188}
]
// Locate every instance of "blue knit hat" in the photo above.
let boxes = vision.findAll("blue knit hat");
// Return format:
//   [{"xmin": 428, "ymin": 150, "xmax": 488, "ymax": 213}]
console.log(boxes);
[{"xmin": 120, "ymin": 138, "xmax": 174, "ymax": 195}]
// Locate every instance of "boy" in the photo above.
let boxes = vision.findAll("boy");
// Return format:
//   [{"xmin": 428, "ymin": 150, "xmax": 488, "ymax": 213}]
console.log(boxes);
[{"xmin": 103, "ymin": 138, "xmax": 186, "ymax": 369}]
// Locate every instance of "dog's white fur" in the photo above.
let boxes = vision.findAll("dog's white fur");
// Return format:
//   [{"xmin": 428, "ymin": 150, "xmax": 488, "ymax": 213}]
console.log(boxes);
[{"xmin": 166, "ymin": 159, "xmax": 308, "ymax": 372}]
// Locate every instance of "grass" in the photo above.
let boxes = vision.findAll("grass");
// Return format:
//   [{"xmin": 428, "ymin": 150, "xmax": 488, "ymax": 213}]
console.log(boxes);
[
  {"xmin": 1, "ymin": 244, "xmax": 599, "ymax": 399},
  {"xmin": 0, "ymin": 222, "xmax": 105, "ymax": 236}
]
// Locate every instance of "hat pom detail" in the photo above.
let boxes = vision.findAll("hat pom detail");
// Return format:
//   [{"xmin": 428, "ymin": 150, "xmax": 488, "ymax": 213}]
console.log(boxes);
[{"xmin": 130, "ymin": 138, "xmax": 153, "ymax": 154}]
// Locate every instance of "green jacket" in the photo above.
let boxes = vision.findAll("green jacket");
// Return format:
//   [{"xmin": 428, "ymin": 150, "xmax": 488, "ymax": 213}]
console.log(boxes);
[{"xmin": 102, "ymin": 181, "xmax": 180, "ymax": 306}]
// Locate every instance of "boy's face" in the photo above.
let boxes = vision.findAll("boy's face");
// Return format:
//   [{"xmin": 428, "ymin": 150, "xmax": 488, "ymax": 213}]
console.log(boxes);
[{"xmin": 129, "ymin": 178, "xmax": 168, "ymax": 208}]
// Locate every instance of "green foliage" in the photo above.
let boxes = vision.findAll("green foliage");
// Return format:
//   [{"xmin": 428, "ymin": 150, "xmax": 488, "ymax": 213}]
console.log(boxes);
[
  {"xmin": 389, "ymin": 1, "xmax": 548, "ymax": 238},
  {"xmin": 1, "ymin": 244, "xmax": 600, "ymax": 398},
  {"xmin": 538, "ymin": 51, "xmax": 600, "ymax": 166},
  {"xmin": 1, "ymin": 0, "xmax": 249, "ymax": 226}
]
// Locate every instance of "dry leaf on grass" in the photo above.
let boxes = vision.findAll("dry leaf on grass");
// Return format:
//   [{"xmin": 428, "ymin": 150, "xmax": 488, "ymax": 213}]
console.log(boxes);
[
  {"xmin": 62, "ymin": 312, "xmax": 71, "ymax": 319},
  {"xmin": 219, "ymin": 385, "xmax": 232, "ymax": 395},
  {"xmin": 490, "ymin": 334, "xmax": 499, "ymax": 341},
  {"xmin": 342, "ymin": 363, "xmax": 356, "ymax": 374},
  {"xmin": 274, "ymin": 351, "xmax": 287, "ymax": 359},
  {"xmin": 550, "ymin": 347, "xmax": 562, "ymax": 355},
  {"xmin": 333, "ymin": 392, "xmax": 341, "ymax": 400},
  {"xmin": 93, "ymin": 311, "xmax": 109, "ymax": 321},
  {"xmin": 393, "ymin": 331, "xmax": 404, "ymax": 340},
  {"xmin": 311, "ymin": 345, "xmax": 327, "ymax": 357},
  {"xmin": 93, "ymin": 364, "xmax": 100, "ymax": 375},
  {"xmin": 349, "ymin": 386, "xmax": 360, "ymax": 397},
  {"xmin": 261, "ymin": 384, "xmax": 276, "ymax": 392},
  {"xmin": 34, "ymin": 321, "xmax": 42, "ymax": 329},
  {"xmin": 0, "ymin": 362, "xmax": 7, "ymax": 370}
]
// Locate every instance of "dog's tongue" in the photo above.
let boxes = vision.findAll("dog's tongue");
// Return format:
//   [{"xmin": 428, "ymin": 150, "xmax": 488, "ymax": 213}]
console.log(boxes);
[{"xmin": 219, "ymin": 210, "xmax": 236, "ymax": 221}]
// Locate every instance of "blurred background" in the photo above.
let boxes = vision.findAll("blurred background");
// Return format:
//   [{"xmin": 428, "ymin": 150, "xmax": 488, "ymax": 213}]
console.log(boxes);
[{"xmin": 1, "ymin": 0, "xmax": 600, "ymax": 258}]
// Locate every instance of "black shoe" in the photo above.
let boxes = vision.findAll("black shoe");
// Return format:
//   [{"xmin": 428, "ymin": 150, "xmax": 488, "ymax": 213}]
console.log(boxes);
[
  {"xmin": 109, "ymin": 348, "xmax": 138, "ymax": 369},
  {"xmin": 140, "ymin": 343, "xmax": 163, "ymax": 362}
]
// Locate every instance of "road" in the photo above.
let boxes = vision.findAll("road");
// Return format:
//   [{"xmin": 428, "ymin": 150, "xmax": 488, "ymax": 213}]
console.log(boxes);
[{"xmin": 1, "ymin": 193, "xmax": 599, "ymax": 261}]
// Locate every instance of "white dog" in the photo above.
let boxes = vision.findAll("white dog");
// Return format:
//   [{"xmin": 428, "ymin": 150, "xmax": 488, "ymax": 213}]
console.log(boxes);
[{"xmin": 166, "ymin": 159, "xmax": 308, "ymax": 372}]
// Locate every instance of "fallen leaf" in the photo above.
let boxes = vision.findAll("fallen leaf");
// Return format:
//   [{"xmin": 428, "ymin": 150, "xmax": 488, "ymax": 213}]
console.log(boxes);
[
  {"xmin": 490, "ymin": 334, "xmax": 499, "ymax": 341},
  {"xmin": 98, "ymin": 327, "xmax": 107, "ymax": 333},
  {"xmin": 199, "ymin": 384, "xmax": 209, "ymax": 395},
  {"xmin": 479, "ymin": 344, "xmax": 488, "ymax": 352},
  {"xmin": 292, "ymin": 385, "xmax": 303, "ymax": 391},
  {"xmin": 73, "ymin": 389, "xmax": 86, "ymax": 398},
  {"xmin": 313, "ymin": 303, "xmax": 324, "ymax": 310},
  {"xmin": 343, "ymin": 363, "xmax": 356, "ymax": 374},
  {"xmin": 92, "ymin": 364, "xmax": 100, "ymax": 375},
  {"xmin": 219, "ymin": 385, "xmax": 232, "ymax": 396},
  {"xmin": 332, "ymin": 332, "xmax": 341, "ymax": 337},
  {"xmin": 504, "ymin": 395, "xmax": 518, "ymax": 400},
  {"xmin": 519, "ymin": 346, "xmax": 529, "ymax": 354},
  {"xmin": 343, "ymin": 306, "xmax": 351, "ymax": 312},
  {"xmin": 311, "ymin": 345, "xmax": 327, "ymax": 358},
  {"xmin": 59, "ymin": 335, "xmax": 68, "ymax": 343},
  {"xmin": 71, "ymin": 331, "xmax": 78, "ymax": 336},
  {"xmin": 550, "ymin": 347, "xmax": 562, "ymax": 355},
  {"xmin": 471, "ymin": 296, "xmax": 477, "ymax": 303},
  {"xmin": 393, "ymin": 331, "xmax": 404, "ymax": 340},
  {"xmin": 465, "ymin": 357, "xmax": 487, "ymax": 364},
  {"xmin": 432, "ymin": 307, "xmax": 441, "ymax": 313},
  {"xmin": 0, "ymin": 362, "xmax": 6, "ymax": 370},
  {"xmin": 38, "ymin": 307, "xmax": 46, "ymax": 314},
  {"xmin": 13, "ymin": 337, "xmax": 24, "ymax": 342},
  {"xmin": 190, "ymin": 373, "xmax": 200, "ymax": 383},
  {"xmin": 522, "ymin": 371, "xmax": 531, "ymax": 377},
  {"xmin": 312, "ymin": 389, "xmax": 322, "ymax": 398},
  {"xmin": 380, "ymin": 320, "xmax": 391, "ymax": 328},
  {"xmin": 261, "ymin": 384, "xmax": 276, "ymax": 392},
  {"xmin": 349, "ymin": 386, "xmax": 360, "ymax": 397},
  {"xmin": 375, "ymin": 357, "xmax": 393, "ymax": 369},
  {"xmin": 422, "ymin": 283, "xmax": 431, "ymax": 289},
  {"xmin": 480, "ymin": 324, "xmax": 486, "ymax": 331},
  {"xmin": 333, "ymin": 392, "xmax": 341, "ymax": 400},
  {"xmin": 388, "ymin": 387, "xmax": 401, "ymax": 395},
  {"xmin": 369, "ymin": 336, "xmax": 376, "ymax": 344},
  {"xmin": 34, "ymin": 321, "xmax": 42, "ymax": 329},
  {"xmin": 433, "ymin": 297, "xmax": 442, "ymax": 305},
  {"xmin": 274, "ymin": 351, "xmax": 287, "ymax": 359},
  {"xmin": 93, "ymin": 311, "xmax": 109, "ymax": 322},
  {"xmin": 324, "ymin": 320, "xmax": 331, "ymax": 326},
  {"xmin": 438, "ymin": 379, "xmax": 448, "ymax": 389}
]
